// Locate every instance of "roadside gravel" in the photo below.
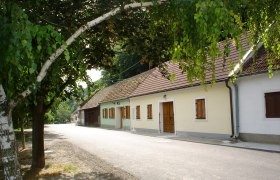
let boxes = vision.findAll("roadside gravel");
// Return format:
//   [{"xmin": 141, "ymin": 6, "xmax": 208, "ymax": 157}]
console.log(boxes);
[{"xmin": 19, "ymin": 131, "xmax": 138, "ymax": 180}]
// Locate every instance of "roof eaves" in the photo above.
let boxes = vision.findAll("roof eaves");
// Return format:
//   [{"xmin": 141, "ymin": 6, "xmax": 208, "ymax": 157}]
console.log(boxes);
[
  {"xmin": 98, "ymin": 69, "xmax": 155, "ymax": 104},
  {"xmin": 239, "ymin": 68, "xmax": 280, "ymax": 78},
  {"xmin": 79, "ymin": 93, "xmax": 97, "ymax": 110},
  {"xmin": 99, "ymin": 98, "xmax": 128, "ymax": 104},
  {"xmin": 228, "ymin": 42, "xmax": 263, "ymax": 77},
  {"xmin": 129, "ymin": 79, "xmax": 226, "ymax": 99}
]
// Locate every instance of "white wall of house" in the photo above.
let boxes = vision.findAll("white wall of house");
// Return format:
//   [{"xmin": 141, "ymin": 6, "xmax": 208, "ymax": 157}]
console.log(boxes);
[
  {"xmin": 100, "ymin": 99, "xmax": 131, "ymax": 129},
  {"xmin": 130, "ymin": 82, "xmax": 232, "ymax": 138},
  {"xmin": 78, "ymin": 110, "xmax": 85, "ymax": 125},
  {"xmin": 238, "ymin": 72, "xmax": 280, "ymax": 135}
]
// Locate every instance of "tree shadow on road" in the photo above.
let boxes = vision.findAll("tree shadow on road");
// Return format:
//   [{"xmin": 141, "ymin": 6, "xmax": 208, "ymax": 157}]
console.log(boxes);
[
  {"xmin": 19, "ymin": 126, "xmax": 137, "ymax": 180},
  {"xmin": 44, "ymin": 132, "xmax": 66, "ymax": 141},
  {"xmin": 23, "ymin": 169, "xmax": 123, "ymax": 180}
]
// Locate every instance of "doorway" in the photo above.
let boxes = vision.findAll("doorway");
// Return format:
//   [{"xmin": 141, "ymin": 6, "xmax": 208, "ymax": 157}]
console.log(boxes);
[{"xmin": 162, "ymin": 102, "xmax": 174, "ymax": 133}]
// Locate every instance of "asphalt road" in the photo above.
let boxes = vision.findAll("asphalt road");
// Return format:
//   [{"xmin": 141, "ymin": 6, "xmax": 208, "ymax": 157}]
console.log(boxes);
[{"xmin": 45, "ymin": 124, "xmax": 280, "ymax": 180}]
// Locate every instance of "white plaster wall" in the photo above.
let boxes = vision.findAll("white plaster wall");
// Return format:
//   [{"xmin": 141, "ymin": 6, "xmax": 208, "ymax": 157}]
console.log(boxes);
[
  {"xmin": 238, "ymin": 72, "xmax": 280, "ymax": 135},
  {"xmin": 130, "ymin": 82, "xmax": 232, "ymax": 135},
  {"xmin": 100, "ymin": 99, "xmax": 130, "ymax": 128},
  {"xmin": 78, "ymin": 110, "xmax": 85, "ymax": 125}
]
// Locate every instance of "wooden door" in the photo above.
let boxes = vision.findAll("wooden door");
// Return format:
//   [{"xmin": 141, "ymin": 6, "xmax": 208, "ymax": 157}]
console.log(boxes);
[{"xmin": 163, "ymin": 102, "xmax": 174, "ymax": 133}]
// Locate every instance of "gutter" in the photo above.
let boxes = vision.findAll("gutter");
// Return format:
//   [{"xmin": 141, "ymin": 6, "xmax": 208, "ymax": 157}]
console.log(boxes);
[
  {"xmin": 129, "ymin": 79, "xmax": 227, "ymax": 99},
  {"xmin": 227, "ymin": 42, "xmax": 263, "ymax": 139},
  {"xmin": 225, "ymin": 79, "xmax": 235, "ymax": 138},
  {"xmin": 228, "ymin": 42, "xmax": 263, "ymax": 77},
  {"xmin": 234, "ymin": 83, "xmax": 240, "ymax": 137}
]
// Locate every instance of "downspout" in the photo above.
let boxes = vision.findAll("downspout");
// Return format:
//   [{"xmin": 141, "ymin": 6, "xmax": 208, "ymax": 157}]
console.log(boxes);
[
  {"xmin": 234, "ymin": 83, "xmax": 240, "ymax": 137},
  {"xmin": 225, "ymin": 79, "xmax": 235, "ymax": 138}
]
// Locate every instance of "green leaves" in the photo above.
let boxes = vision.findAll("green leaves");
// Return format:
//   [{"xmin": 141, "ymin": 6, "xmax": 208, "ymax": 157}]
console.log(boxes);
[
  {"xmin": 29, "ymin": 63, "xmax": 37, "ymax": 74},
  {"xmin": 0, "ymin": 2, "xmax": 65, "ymax": 102},
  {"xmin": 21, "ymin": 40, "xmax": 28, "ymax": 47},
  {"xmin": 64, "ymin": 49, "xmax": 70, "ymax": 61}
]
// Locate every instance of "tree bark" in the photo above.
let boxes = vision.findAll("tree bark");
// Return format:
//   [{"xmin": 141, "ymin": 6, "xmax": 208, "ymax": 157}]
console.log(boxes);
[
  {"xmin": 20, "ymin": 118, "xmax": 25, "ymax": 150},
  {"xmin": 0, "ymin": 85, "xmax": 22, "ymax": 179},
  {"xmin": 0, "ymin": 1, "xmax": 166, "ymax": 178},
  {"xmin": 31, "ymin": 96, "xmax": 46, "ymax": 169},
  {"xmin": 10, "ymin": 1, "xmax": 166, "ymax": 108}
]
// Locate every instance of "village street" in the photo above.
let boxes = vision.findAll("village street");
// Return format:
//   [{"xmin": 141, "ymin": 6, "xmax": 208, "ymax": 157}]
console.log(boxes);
[{"xmin": 45, "ymin": 124, "xmax": 280, "ymax": 180}]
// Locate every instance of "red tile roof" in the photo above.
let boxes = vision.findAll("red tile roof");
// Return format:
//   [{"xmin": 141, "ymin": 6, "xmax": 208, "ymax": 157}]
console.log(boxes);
[
  {"xmin": 80, "ymin": 85, "xmax": 115, "ymax": 110},
  {"xmin": 240, "ymin": 46, "xmax": 280, "ymax": 76},
  {"xmin": 80, "ymin": 70, "xmax": 153, "ymax": 109},
  {"xmin": 130, "ymin": 35, "xmax": 252, "ymax": 98},
  {"xmin": 100, "ymin": 70, "xmax": 153, "ymax": 103}
]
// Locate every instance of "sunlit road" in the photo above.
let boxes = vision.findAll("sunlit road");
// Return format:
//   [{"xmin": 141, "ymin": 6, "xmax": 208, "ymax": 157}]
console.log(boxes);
[{"xmin": 45, "ymin": 124, "xmax": 280, "ymax": 180}]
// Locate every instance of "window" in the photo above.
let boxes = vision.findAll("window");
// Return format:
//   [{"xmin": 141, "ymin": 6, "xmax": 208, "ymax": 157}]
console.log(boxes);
[
  {"xmin": 265, "ymin": 92, "xmax": 280, "ymax": 118},
  {"xmin": 109, "ymin": 108, "xmax": 115, "ymax": 119},
  {"xmin": 102, "ymin": 109, "xmax": 105, "ymax": 118},
  {"xmin": 126, "ymin": 106, "xmax": 130, "ymax": 119},
  {"xmin": 102, "ymin": 109, "xmax": 108, "ymax": 119},
  {"xmin": 195, "ymin": 98, "xmax": 206, "ymax": 119},
  {"xmin": 136, "ymin": 105, "xmax": 140, "ymax": 119},
  {"xmin": 147, "ymin": 104, "xmax": 152, "ymax": 119},
  {"xmin": 105, "ymin": 108, "xmax": 108, "ymax": 119}
]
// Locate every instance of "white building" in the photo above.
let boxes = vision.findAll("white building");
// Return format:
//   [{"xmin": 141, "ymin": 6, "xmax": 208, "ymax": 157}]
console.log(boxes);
[{"xmin": 235, "ymin": 46, "xmax": 280, "ymax": 144}]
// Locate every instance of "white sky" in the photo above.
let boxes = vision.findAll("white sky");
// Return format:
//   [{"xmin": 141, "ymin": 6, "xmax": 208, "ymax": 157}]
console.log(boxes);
[
  {"xmin": 87, "ymin": 69, "xmax": 102, "ymax": 81},
  {"xmin": 77, "ymin": 69, "xmax": 102, "ymax": 88}
]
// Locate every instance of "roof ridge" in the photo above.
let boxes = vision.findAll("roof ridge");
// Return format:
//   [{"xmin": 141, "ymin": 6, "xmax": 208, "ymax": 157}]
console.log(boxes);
[
  {"xmin": 127, "ymin": 69, "xmax": 156, "ymax": 98},
  {"xmin": 99, "ymin": 68, "xmax": 156, "ymax": 103},
  {"xmin": 130, "ymin": 35, "xmax": 252, "ymax": 98}
]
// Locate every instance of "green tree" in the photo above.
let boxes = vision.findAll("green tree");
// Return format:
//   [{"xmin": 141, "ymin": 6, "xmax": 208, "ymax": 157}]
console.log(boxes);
[
  {"xmin": 0, "ymin": 1, "xmax": 165, "ymax": 178},
  {"xmin": 156, "ymin": 0, "xmax": 280, "ymax": 82},
  {"xmin": 20, "ymin": 0, "xmax": 165, "ymax": 169},
  {"xmin": 100, "ymin": 53, "xmax": 151, "ymax": 86},
  {"xmin": 46, "ymin": 98, "xmax": 78, "ymax": 124},
  {"xmin": 1, "ymin": 0, "xmax": 280, "ymax": 179}
]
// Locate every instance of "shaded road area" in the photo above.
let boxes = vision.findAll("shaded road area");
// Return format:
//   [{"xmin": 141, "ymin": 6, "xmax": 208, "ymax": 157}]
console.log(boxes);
[{"xmin": 46, "ymin": 124, "xmax": 280, "ymax": 180}]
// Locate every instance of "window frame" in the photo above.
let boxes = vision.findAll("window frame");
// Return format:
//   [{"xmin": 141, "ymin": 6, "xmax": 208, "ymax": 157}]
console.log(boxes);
[
  {"xmin": 264, "ymin": 91, "xmax": 280, "ymax": 118},
  {"xmin": 105, "ymin": 108, "xmax": 108, "ymax": 119},
  {"xmin": 147, "ymin": 104, "xmax": 153, "ymax": 120},
  {"xmin": 126, "ymin": 106, "xmax": 130, "ymax": 119},
  {"xmin": 194, "ymin": 97, "xmax": 207, "ymax": 120},
  {"xmin": 136, "ymin": 105, "xmax": 141, "ymax": 119},
  {"xmin": 102, "ymin": 109, "xmax": 105, "ymax": 118},
  {"xmin": 109, "ymin": 107, "xmax": 115, "ymax": 119}
]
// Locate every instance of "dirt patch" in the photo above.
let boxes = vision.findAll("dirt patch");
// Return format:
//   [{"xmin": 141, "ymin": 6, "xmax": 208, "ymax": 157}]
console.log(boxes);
[{"xmin": 18, "ymin": 132, "xmax": 138, "ymax": 180}]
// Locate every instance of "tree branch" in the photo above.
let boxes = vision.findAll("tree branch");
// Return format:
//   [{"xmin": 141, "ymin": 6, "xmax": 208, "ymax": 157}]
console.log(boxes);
[
  {"xmin": 45, "ymin": 77, "xmax": 75, "ymax": 111},
  {"xmin": 8, "ymin": 0, "xmax": 167, "ymax": 109},
  {"xmin": 40, "ymin": 16, "xmax": 69, "ymax": 30}
]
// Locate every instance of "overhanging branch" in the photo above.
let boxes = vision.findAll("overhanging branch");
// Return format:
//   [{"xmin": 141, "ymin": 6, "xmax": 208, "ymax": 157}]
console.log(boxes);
[{"xmin": 9, "ymin": 0, "xmax": 167, "ymax": 109}]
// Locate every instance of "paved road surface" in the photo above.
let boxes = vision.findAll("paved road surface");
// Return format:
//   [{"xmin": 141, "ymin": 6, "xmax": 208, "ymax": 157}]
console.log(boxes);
[{"xmin": 45, "ymin": 124, "xmax": 280, "ymax": 180}]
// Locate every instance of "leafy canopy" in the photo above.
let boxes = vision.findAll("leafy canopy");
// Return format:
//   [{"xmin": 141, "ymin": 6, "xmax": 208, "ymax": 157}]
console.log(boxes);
[{"xmin": 150, "ymin": 0, "xmax": 280, "ymax": 81}]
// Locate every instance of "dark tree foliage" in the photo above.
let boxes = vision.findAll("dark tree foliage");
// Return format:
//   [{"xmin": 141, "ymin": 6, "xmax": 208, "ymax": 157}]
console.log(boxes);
[{"xmin": 1, "ymin": 0, "xmax": 280, "ymax": 177}]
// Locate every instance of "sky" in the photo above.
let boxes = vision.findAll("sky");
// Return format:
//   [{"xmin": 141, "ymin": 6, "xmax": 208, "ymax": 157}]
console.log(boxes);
[
  {"xmin": 87, "ymin": 69, "xmax": 102, "ymax": 81},
  {"xmin": 78, "ymin": 69, "xmax": 102, "ymax": 88}
]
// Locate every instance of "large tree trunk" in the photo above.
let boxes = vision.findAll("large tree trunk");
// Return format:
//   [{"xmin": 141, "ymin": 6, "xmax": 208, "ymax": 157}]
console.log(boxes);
[
  {"xmin": 0, "ymin": 1, "xmax": 165, "ymax": 178},
  {"xmin": 31, "ymin": 96, "xmax": 46, "ymax": 169},
  {"xmin": 20, "ymin": 118, "xmax": 25, "ymax": 150},
  {"xmin": 0, "ymin": 85, "xmax": 22, "ymax": 179}
]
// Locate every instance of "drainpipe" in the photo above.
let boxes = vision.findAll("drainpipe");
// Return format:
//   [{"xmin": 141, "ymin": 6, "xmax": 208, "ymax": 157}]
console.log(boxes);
[
  {"xmin": 225, "ymin": 79, "xmax": 235, "ymax": 138},
  {"xmin": 234, "ymin": 83, "xmax": 240, "ymax": 137}
]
